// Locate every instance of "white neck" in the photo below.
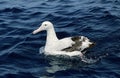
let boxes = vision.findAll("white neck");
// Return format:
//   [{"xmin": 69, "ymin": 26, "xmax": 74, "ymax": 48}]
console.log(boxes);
[{"xmin": 45, "ymin": 27, "xmax": 58, "ymax": 47}]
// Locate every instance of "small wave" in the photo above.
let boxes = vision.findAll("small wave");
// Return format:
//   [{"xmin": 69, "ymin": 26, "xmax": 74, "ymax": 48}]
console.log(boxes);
[
  {"xmin": 80, "ymin": 27, "xmax": 96, "ymax": 32},
  {"xmin": 39, "ymin": 47, "xmax": 45, "ymax": 54},
  {"xmin": 43, "ymin": 13, "xmax": 66, "ymax": 22},
  {"xmin": 81, "ymin": 53, "xmax": 108, "ymax": 64},
  {"xmin": 100, "ymin": 11, "xmax": 120, "ymax": 19},
  {"xmin": 0, "ymin": 7, "xmax": 24, "ymax": 13},
  {"xmin": 100, "ymin": 0, "xmax": 120, "ymax": 4},
  {"xmin": 0, "ymin": 72, "xmax": 37, "ymax": 78},
  {"xmin": 89, "ymin": 7, "xmax": 105, "ymax": 13},
  {"xmin": 30, "ymin": 12, "xmax": 43, "ymax": 16}
]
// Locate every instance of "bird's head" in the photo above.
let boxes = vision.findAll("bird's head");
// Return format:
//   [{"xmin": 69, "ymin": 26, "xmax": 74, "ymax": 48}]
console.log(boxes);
[{"xmin": 33, "ymin": 21, "xmax": 53, "ymax": 34}]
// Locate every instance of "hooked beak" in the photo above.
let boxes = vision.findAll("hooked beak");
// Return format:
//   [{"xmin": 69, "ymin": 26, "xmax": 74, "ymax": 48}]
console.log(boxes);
[{"xmin": 32, "ymin": 26, "xmax": 43, "ymax": 34}]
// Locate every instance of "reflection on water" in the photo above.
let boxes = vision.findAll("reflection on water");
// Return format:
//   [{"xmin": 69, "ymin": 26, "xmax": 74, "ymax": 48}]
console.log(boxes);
[{"xmin": 39, "ymin": 47, "xmax": 108, "ymax": 77}]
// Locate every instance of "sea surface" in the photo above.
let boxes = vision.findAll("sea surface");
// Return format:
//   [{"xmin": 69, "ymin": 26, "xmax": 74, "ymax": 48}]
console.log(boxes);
[{"xmin": 0, "ymin": 0, "xmax": 120, "ymax": 78}]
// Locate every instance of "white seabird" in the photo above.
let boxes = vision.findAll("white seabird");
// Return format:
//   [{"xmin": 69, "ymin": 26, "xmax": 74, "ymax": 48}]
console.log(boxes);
[{"xmin": 33, "ymin": 21, "xmax": 95, "ymax": 57}]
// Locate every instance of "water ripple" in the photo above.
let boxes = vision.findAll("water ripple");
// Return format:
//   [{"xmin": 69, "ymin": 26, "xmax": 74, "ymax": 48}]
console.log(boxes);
[{"xmin": 0, "ymin": 0, "xmax": 120, "ymax": 78}]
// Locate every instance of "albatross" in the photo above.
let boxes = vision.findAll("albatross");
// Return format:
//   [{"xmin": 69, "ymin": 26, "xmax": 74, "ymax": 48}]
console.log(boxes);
[{"xmin": 33, "ymin": 21, "xmax": 95, "ymax": 57}]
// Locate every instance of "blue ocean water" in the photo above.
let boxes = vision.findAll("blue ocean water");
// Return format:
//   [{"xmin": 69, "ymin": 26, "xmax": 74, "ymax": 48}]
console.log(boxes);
[{"xmin": 0, "ymin": 0, "xmax": 120, "ymax": 78}]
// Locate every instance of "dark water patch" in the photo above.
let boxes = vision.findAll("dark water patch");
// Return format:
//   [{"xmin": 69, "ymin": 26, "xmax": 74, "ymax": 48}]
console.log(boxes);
[
  {"xmin": 30, "ymin": 12, "xmax": 43, "ymax": 16},
  {"xmin": 89, "ymin": 6, "xmax": 106, "ymax": 14},
  {"xmin": 109, "ymin": 29, "xmax": 120, "ymax": 37},
  {"xmin": 43, "ymin": 13, "xmax": 69, "ymax": 22},
  {"xmin": 0, "ymin": 72, "xmax": 37, "ymax": 78},
  {"xmin": 0, "ymin": 7, "xmax": 24, "ymax": 13},
  {"xmin": 0, "ymin": 28, "xmax": 18, "ymax": 37},
  {"xmin": 19, "ymin": 16, "xmax": 30, "ymax": 20},
  {"xmin": 0, "ymin": 19, "xmax": 5, "ymax": 22},
  {"xmin": 72, "ymin": 9, "xmax": 86, "ymax": 16},
  {"xmin": 100, "ymin": 0, "xmax": 120, "ymax": 4},
  {"xmin": 0, "ymin": 28, "xmax": 7, "ymax": 35},
  {"xmin": 100, "ymin": 11, "xmax": 120, "ymax": 19},
  {"xmin": 57, "ymin": 22, "xmax": 75, "ymax": 30},
  {"xmin": 56, "ymin": 9, "xmax": 85, "ymax": 17},
  {"xmin": 7, "ymin": 52, "xmax": 44, "ymax": 63},
  {"xmin": 56, "ymin": 31, "xmax": 70, "ymax": 39},
  {"xmin": 106, "ymin": 56, "xmax": 120, "ymax": 65},
  {"xmin": 0, "ymin": 23, "xmax": 9, "ymax": 27},
  {"xmin": 51, "ymin": 69, "xmax": 72, "ymax": 76},
  {"xmin": 0, "ymin": 37, "xmax": 23, "ymax": 51},
  {"xmin": 6, "ymin": 29, "xmax": 31, "ymax": 36},
  {"xmin": 80, "ymin": 26, "xmax": 104, "ymax": 33},
  {"xmin": 54, "ymin": 10, "xmax": 68, "ymax": 16},
  {"xmin": 57, "ymin": 0, "xmax": 75, "ymax": 3},
  {"xmin": 0, "ymin": 1, "xmax": 7, "ymax": 4},
  {"xmin": 20, "ymin": 41, "xmax": 44, "ymax": 49}
]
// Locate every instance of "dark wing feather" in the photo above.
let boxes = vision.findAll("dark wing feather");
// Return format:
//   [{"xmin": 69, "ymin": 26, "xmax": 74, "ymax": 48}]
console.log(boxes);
[{"xmin": 61, "ymin": 36, "xmax": 95, "ymax": 53}]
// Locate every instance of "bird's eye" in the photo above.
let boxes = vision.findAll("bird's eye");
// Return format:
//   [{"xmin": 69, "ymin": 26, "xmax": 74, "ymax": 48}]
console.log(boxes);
[{"xmin": 44, "ymin": 24, "xmax": 47, "ymax": 26}]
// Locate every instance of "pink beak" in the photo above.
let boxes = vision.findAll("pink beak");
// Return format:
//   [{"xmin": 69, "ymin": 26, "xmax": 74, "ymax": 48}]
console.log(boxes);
[{"xmin": 32, "ymin": 26, "xmax": 43, "ymax": 34}]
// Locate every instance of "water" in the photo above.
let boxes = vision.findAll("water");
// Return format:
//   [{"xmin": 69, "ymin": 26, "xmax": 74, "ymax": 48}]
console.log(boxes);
[{"xmin": 0, "ymin": 0, "xmax": 120, "ymax": 78}]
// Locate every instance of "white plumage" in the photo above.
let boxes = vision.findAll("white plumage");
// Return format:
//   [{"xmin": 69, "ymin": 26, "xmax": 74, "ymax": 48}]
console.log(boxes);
[{"xmin": 33, "ymin": 21, "xmax": 95, "ymax": 56}]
